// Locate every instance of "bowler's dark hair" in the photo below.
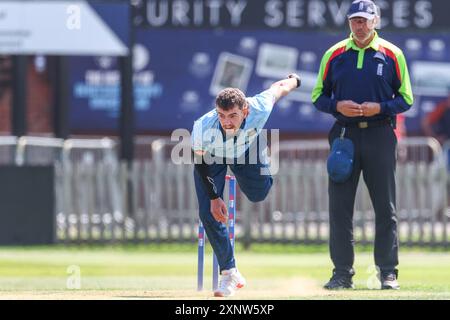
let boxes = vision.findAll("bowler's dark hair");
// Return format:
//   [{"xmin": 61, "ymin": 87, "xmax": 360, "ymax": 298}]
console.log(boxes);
[{"xmin": 215, "ymin": 88, "xmax": 247, "ymax": 111}]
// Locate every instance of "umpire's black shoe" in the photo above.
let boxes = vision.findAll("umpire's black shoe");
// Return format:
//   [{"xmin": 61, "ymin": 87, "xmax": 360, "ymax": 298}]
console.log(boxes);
[
  {"xmin": 323, "ymin": 273, "xmax": 354, "ymax": 290},
  {"xmin": 380, "ymin": 271, "xmax": 400, "ymax": 290}
]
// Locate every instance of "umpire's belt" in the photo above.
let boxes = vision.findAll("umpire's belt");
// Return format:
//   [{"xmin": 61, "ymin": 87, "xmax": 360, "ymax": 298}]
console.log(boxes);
[{"xmin": 337, "ymin": 118, "xmax": 393, "ymax": 129}]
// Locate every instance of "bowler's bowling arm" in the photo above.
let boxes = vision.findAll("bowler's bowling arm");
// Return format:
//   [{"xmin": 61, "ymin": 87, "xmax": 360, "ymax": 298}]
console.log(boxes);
[{"xmin": 269, "ymin": 73, "xmax": 301, "ymax": 103}]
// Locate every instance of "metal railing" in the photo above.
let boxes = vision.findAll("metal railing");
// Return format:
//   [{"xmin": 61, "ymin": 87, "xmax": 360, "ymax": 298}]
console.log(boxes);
[{"xmin": 241, "ymin": 137, "xmax": 449, "ymax": 246}]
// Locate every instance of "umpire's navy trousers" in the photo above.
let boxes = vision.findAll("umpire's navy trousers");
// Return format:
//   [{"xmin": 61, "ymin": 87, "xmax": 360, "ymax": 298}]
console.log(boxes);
[{"xmin": 328, "ymin": 121, "xmax": 399, "ymax": 276}]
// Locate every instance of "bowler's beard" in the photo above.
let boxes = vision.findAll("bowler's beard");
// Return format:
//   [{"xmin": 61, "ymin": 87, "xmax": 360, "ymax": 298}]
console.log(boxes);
[{"xmin": 225, "ymin": 128, "xmax": 238, "ymax": 138}]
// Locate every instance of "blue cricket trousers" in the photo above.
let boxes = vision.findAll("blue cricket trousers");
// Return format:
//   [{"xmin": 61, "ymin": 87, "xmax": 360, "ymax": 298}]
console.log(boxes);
[{"xmin": 194, "ymin": 158, "xmax": 272, "ymax": 272}]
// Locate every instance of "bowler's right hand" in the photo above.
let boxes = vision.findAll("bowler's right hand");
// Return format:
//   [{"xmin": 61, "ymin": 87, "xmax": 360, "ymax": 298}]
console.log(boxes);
[
  {"xmin": 337, "ymin": 100, "xmax": 363, "ymax": 117},
  {"xmin": 210, "ymin": 198, "xmax": 228, "ymax": 224}
]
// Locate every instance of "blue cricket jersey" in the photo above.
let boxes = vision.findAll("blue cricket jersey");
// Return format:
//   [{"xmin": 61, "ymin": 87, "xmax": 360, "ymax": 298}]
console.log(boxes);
[{"xmin": 191, "ymin": 89, "xmax": 276, "ymax": 159}]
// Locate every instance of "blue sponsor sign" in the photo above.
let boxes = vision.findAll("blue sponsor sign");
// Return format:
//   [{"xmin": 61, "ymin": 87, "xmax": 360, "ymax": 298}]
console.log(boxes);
[{"xmin": 69, "ymin": 27, "xmax": 450, "ymax": 134}]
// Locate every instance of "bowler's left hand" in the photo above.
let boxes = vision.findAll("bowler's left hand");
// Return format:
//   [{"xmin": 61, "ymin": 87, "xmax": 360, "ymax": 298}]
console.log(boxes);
[{"xmin": 361, "ymin": 102, "xmax": 381, "ymax": 117}]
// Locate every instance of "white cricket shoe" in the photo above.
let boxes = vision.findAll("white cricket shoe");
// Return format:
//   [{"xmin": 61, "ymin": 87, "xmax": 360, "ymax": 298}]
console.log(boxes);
[{"xmin": 214, "ymin": 268, "xmax": 246, "ymax": 297}]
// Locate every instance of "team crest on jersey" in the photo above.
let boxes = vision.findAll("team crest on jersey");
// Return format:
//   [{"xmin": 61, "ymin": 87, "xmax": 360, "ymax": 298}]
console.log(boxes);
[{"xmin": 374, "ymin": 51, "xmax": 386, "ymax": 62}]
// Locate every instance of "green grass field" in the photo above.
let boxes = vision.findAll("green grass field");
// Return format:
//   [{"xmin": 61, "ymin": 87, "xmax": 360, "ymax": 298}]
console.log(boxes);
[{"xmin": 0, "ymin": 244, "xmax": 449, "ymax": 300}]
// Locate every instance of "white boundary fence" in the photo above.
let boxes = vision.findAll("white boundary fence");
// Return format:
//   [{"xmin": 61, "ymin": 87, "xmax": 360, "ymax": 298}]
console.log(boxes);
[
  {"xmin": 241, "ymin": 137, "xmax": 449, "ymax": 247},
  {"xmin": 0, "ymin": 135, "xmax": 448, "ymax": 247}
]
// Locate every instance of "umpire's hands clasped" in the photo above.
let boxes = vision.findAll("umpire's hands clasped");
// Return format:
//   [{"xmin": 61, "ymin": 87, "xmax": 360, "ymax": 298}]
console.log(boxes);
[
  {"xmin": 336, "ymin": 100, "xmax": 363, "ymax": 117},
  {"xmin": 210, "ymin": 198, "xmax": 228, "ymax": 223},
  {"xmin": 361, "ymin": 102, "xmax": 381, "ymax": 117},
  {"xmin": 337, "ymin": 100, "xmax": 381, "ymax": 117}
]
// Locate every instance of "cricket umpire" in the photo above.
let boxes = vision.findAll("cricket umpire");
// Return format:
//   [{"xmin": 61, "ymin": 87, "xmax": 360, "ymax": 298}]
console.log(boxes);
[{"xmin": 312, "ymin": 0, "xmax": 413, "ymax": 290}]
